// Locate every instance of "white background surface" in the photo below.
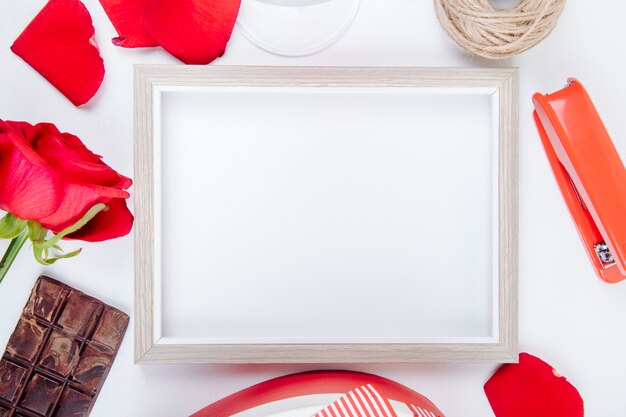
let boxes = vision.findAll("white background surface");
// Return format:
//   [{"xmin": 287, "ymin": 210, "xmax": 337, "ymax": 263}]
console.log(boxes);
[
  {"xmin": 1, "ymin": 0, "xmax": 626, "ymax": 415},
  {"xmin": 158, "ymin": 87, "xmax": 495, "ymax": 343}
]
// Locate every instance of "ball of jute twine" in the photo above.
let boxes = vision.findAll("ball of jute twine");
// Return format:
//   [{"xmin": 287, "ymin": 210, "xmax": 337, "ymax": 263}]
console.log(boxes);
[{"xmin": 434, "ymin": 0, "xmax": 566, "ymax": 59}]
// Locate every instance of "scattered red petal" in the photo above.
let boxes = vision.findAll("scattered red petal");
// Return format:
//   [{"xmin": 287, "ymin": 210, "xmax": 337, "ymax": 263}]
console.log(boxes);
[
  {"xmin": 484, "ymin": 353, "xmax": 584, "ymax": 417},
  {"xmin": 99, "ymin": 0, "xmax": 158, "ymax": 48},
  {"xmin": 11, "ymin": 0, "xmax": 105, "ymax": 106},
  {"xmin": 142, "ymin": 0, "xmax": 241, "ymax": 64}
]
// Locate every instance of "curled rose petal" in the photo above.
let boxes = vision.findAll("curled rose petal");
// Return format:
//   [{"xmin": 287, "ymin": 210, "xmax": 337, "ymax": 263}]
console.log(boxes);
[
  {"xmin": 11, "ymin": 0, "xmax": 105, "ymax": 106},
  {"xmin": 99, "ymin": 0, "xmax": 158, "ymax": 48},
  {"xmin": 142, "ymin": 0, "xmax": 241, "ymax": 64},
  {"xmin": 484, "ymin": 353, "xmax": 584, "ymax": 417},
  {"xmin": 38, "ymin": 183, "xmax": 130, "ymax": 234},
  {"xmin": 3, "ymin": 121, "xmax": 34, "ymax": 139},
  {"xmin": 115, "ymin": 174, "xmax": 133, "ymax": 190},
  {"xmin": 0, "ymin": 121, "xmax": 62, "ymax": 220},
  {"xmin": 66, "ymin": 198, "xmax": 133, "ymax": 242},
  {"xmin": 28, "ymin": 125, "xmax": 102, "ymax": 165},
  {"xmin": 32, "ymin": 127, "xmax": 121, "ymax": 186}
]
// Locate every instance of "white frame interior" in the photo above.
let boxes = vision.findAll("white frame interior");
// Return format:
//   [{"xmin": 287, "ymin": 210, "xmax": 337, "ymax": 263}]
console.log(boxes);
[{"xmin": 134, "ymin": 66, "xmax": 519, "ymax": 364}]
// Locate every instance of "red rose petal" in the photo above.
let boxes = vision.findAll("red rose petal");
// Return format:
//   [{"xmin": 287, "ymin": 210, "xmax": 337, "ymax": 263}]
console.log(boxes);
[
  {"xmin": 4, "ymin": 121, "xmax": 34, "ymax": 139},
  {"xmin": 33, "ymin": 128, "xmax": 121, "ymax": 187},
  {"xmin": 0, "ymin": 121, "xmax": 62, "ymax": 221},
  {"xmin": 484, "ymin": 353, "xmax": 584, "ymax": 417},
  {"xmin": 66, "ymin": 198, "xmax": 133, "ymax": 242},
  {"xmin": 11, "ymin": 0, "xmax": 105, "ymax": 106},
  {"xmin": 38, "ymin": 183, "xmax": 130, "ymax": 234},
  {"xmin": 115, "ymin": 174, "xmax": 133, "ymax": 190},
  {"xmin": 33, "ymin": 128, "xmax": 102, "ymax": 166},
  {"xmin": 99, "ymin": 0, "xmax": 158, "ymax": 48},
  {"xmin": 142, "ymin": 0, "xmax": 241, "ymax": 64}
]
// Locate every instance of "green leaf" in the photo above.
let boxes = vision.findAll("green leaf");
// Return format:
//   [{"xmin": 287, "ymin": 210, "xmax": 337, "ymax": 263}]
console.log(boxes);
[
  {"xmin": 37, "ymin": 203, "xmax": 107, "ymax": 251},
  {"xmin": 53, "ymin": 248, "xmax": 82, "ymax": 260},
  {"xmin": 27, "ymin": 221, "xmax": 48, "ymax": 243},
  {"xmin": 32, "ymin": 245, "xmax": 50, "ymax": 266},
  {"xmin": 32, "ymin": 245, "xmax": 82, "ymax": 266},
  {"xmin": 0, "ymin": 213, "xmax": 27, "ymax": 239},
  {"xmin": 29, "ymin": 203, "xmax": 106, "ymax": 266}
]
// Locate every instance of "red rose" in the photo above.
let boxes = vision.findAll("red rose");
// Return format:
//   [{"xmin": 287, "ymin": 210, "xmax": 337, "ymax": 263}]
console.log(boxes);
[{"xmin": 0, "ymin": 119, "xmax": 132, "ymax": 243}]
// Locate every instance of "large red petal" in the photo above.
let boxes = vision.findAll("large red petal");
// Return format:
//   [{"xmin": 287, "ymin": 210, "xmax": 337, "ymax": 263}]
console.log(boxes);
[
  {"xmin": 11, "ymin": 0, "xmax": 105, "ymax": 106},
  {"xmin": 484, "ymin": 353, "xmax": 584, "ymax": 417},
  {"xmin": 66, "ymin": 198, "xmax": 133, "ymax": 242},
  {"xmin": 0, "ymin": 121, "xmax": 62, "ymax": 221},
  {"xmin": 99, "ymin": 0, "xmax": 158, "ymax": 48},
  {"xmin": 142, "ymin": 0, "xmax": 241, "ymax": 64},
  {"xmin": 38, "ymin": 183, "xmax": 129, "ymax": 233},
  {"xmin": 4, "ymin": 121, "xmax": 35, "ymax": 139},
  {"xmin": 33, "ymin": 128, "xmax": 122, "ymax": 187},
  {"xmin": 30, "ymin": 127, "xmax": 102, "ymax": 165}
]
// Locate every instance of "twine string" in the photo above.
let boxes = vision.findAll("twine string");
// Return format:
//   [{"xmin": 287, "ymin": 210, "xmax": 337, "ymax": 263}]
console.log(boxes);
[{"xmin": 434, "ymin": 0, "xmax": 566, "ymax": 59}]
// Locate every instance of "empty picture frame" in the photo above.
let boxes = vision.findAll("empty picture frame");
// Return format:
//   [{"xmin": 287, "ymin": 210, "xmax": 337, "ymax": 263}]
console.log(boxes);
[{"xmin": 134, "ymin": 66, "xmax": 519, "ymax": 364}]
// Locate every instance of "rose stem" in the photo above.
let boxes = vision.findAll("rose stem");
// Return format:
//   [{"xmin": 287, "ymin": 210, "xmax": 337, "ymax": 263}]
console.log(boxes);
[{"xmin": 0, "ymin": 229, "xmax": 29, "ymax": 285}]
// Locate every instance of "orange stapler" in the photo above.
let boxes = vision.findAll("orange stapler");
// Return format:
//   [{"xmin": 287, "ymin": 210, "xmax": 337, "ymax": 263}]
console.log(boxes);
[{"xmin": 533, "ymin": 79, "xmax": 626, "ymax": 283}]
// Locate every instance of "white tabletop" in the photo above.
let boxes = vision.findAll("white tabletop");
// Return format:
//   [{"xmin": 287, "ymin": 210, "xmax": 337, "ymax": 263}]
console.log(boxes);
[{"xmin": 1, "ymin": 0, "xmax": 626, "ymax": 415}]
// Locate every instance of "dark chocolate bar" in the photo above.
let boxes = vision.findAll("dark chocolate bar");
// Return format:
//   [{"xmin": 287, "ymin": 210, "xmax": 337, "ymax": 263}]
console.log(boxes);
[{"xmin": 0, "ymin": 276, "xmax": 128, "ymax": 417}]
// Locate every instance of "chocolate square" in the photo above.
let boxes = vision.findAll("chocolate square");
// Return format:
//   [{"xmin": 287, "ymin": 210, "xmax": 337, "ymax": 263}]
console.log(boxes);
[
  {"xmin": 91, "ymin": 308, "xmax": 128, "ymax": 351},
  {"xmin": 0, "ymin": 359, "xmax": 26, "ymax": 403},
  {"xmin": 71, "ymin": 344, "xmax": 113, "ymax": 393},
  {"xmin": 19, "ymin": 374, "xmax": 62, "ymax": 416},
  {"xmin": 6, "ymin": 318, "xmax": 47, "ymax": 362},
  {"xmin": 0, "ymin": 406, "xmax": 9, "ymax": 417},
  {"xmin": 58, "ymin": 292, "xmax": 103, "ymax": 338},
  {"xmin": 39, "ymin": 330, "xmax": 81, "ymax": 377},
  {"xmin": 55, "ymin": 388, "xmax": 92, "ymax": 417},
  {"xmin": 23, "ymin": 277, "xmax": 66, "ymax": 323}
]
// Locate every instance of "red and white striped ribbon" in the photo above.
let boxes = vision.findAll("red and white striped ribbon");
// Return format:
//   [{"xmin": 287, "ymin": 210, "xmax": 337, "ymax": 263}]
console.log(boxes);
[
  {"xmin": 409, "ymin": 404, "xmax": 437, "ymax": 417},
  {"xmin": 314, "ymin": 384, "xmax": 397, "ymax": 417}
]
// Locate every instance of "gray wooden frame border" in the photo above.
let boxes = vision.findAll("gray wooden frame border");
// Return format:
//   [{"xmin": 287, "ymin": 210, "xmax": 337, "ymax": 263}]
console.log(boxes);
[{"xmin": 134, "ymin": 65, "xmax": 519, "ymax": 364}]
